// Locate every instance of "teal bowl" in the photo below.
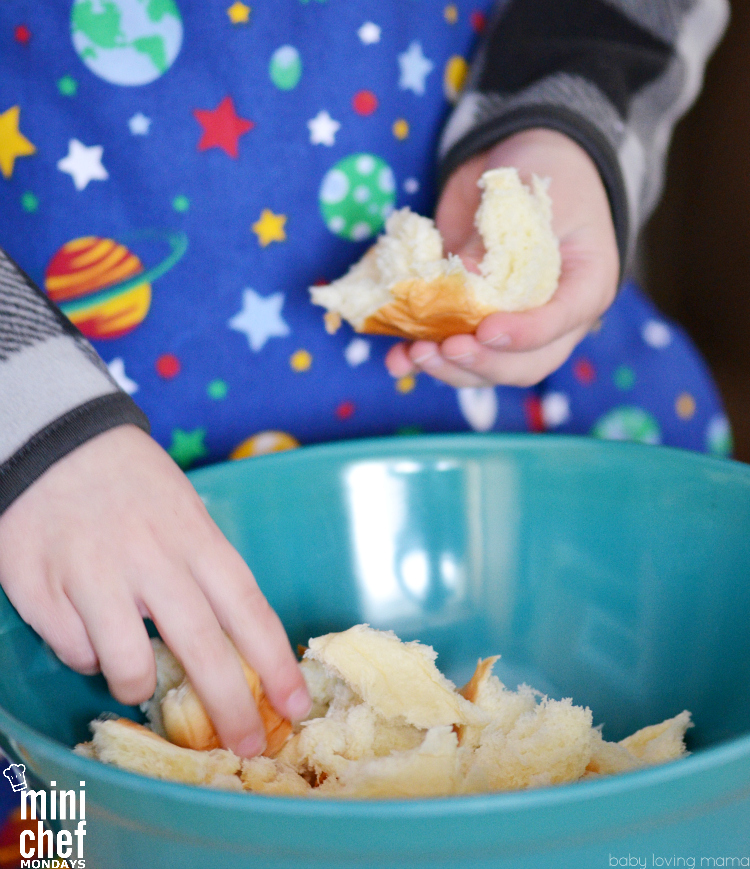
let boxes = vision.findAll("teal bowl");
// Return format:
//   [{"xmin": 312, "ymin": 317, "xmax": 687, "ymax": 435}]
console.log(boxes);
[{"xmin": 1, "ymin": 434, "xmax": 750, "ymax": 868}]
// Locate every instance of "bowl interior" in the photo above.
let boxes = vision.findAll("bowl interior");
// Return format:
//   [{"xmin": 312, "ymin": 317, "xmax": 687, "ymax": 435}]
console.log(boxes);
[{"xmin": 2, "ymin": 434, "xmax": 750, "ymax": 755}]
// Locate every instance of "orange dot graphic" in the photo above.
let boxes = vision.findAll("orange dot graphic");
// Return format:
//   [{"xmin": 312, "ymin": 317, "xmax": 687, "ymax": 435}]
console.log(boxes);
[
  {"xmin": 396, "ymin": 375, "xmax": 416, "ymax": 394},
  {"xmin": 392, "ymin": 118, "xmax": 409, "ymax": 140},
  {"xmin": 676, "ymin": 392, "xmax": 696, "ymax": 420}
]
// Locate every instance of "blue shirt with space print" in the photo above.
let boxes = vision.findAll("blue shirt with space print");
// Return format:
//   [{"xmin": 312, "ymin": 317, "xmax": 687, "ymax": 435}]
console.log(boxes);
[{"xmin": 0, "ymin": 0, "xmax": 731, "ymax": 468}]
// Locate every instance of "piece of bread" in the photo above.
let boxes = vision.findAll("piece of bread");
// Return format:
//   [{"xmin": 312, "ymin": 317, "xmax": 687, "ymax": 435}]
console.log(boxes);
[
  {"xmin": 159, "ymin": 648, "xmax": 293, "ymax": 758},
  {"xmin": 240, "ymin": 756, "xmax": 311, "ymax": 795},
  {"xmin": 461, "ymin": 696, "xmax": 595, "ymax": 793},
  {"xmin": 310, "ymin": 167, "xmax": 561, "ymax": 342},
  {"xmin": 305, "ymin": 624, "xmax": 483, "ymax": 729},
  {"xmin": 585, "ymin": 710, "xmax": 693, "ymax": 777},
  {"xmin": 76, "ymin": 717, "xmax": 242, "ymax": 788},
  {"xmin": 77, "ymin": 626, "xmax": 692, "ymax": 799},
  {"xmin": 316, "ymin": 726, "xmax": 460, "ymax": 799},
  {"xmin": 139, "ymin": 638, "xmax": 186, "ymax": 738}
]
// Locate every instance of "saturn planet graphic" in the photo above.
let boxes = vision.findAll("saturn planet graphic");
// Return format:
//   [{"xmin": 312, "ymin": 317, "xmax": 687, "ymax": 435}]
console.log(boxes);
[{"xmin": 44, "ymin": 230, "xmax": 187, "ymax": 340}]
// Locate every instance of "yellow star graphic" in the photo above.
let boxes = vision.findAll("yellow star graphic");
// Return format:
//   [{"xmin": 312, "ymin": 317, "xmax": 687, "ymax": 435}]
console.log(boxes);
[
  {"xmin": 0, "ymin": 105, "xmax": 36, "ymax": 179},
  {"xmin": 227, "ymin": 2, "xmax": 251, "ymax": 24},
  {"xmin": 252, "ymin": 209, "xmax": 287, "ymax": 246}
]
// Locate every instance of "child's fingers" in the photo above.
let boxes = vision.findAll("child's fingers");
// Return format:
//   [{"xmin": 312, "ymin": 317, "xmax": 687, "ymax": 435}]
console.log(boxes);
[
  {"xmin": 191, "ymin": 538, "xmax": 311, "ymax": 722},
  {"xmin": 473, "ymin": 250, "xmax": 615, "ymax": 355},
  {"xmin": 66, "ymin": 577, "xmax": 156, "ymax": 706},
  {"xmin": 11, "ymin": 581, "xmax": 101, "ymax": 676},
  {"xmin": 386, "ymin": 339, "xmax": 489, "ymax": 387},
  {"xmin": 440, "ymin": 326, "xmax": 589, "ymax": 388},
  {"xmin": 48, "ymin": 602, "xmax": 101, "ymax": 676},
  {"xmin": 384, "ymin": 341, "xmax": 418, "ymax": 377},
  {"xmin": 142, "ymin": 569, "xmax": 266, "ymax": 757},
  {"xmin": 407, "ymin": 340, "xmax": 492, "ymax": 388},
  {"xmin": 392, "ymin": 326, "xmax": 585, "ymax": 389}
]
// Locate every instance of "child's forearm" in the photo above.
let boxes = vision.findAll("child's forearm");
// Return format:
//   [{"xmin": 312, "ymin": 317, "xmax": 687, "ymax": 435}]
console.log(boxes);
[
  {"xmin": 438, "ymin": 0, "xmax": 730, "ymax": 271},
  {"xmin": 0, "ymin": 247, "xmax": 148, "ymax": 514}
]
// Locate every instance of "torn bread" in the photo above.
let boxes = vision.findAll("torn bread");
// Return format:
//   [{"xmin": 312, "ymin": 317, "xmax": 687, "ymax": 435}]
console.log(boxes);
[
  {"xmin": 77, "ymin": 626, "xmax": 692, "ymax": 798},
  {"xmin": 139, "ymin": 638, "xmax": 186, "ymax": 738},
  {"xmin": 310, "ymin": 167, "xmax": 561, "ymax": 342},
  {"xmin": 144, "ymin": 637, "xmax": 292, "ymax": 758},
  {"xmin": 585, "ymin": 710, "xmax": 693, "ymax": 777},
  {"xmin": 75, "ymin": 717, "xmax": 242, "ymax": 789},
  {"xmin": 305, "ymin": 624, "xmax": 484, "ymax": 729}
]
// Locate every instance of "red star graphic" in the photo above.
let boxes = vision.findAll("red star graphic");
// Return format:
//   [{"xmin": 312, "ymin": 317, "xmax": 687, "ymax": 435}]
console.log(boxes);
[{"xmin": 193, "ymin": 96, "xmax": 254, "ymax": 158}]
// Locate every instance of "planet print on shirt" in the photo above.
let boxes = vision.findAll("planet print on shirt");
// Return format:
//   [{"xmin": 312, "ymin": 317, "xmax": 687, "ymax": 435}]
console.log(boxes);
[
  {"xmin": 319, "ymin": 153, "xmax": 396, "ymax": 241},
  {"xmin": 71, "ymin": 0, "xmax": 183, "ymax": 87},
  {"xmin": 230, "ymin": 430, "xmax": 300, "ymax": 459},
  {"xmin": 44, "ymin": 231, "xmax": 187, "ymax": 339}
]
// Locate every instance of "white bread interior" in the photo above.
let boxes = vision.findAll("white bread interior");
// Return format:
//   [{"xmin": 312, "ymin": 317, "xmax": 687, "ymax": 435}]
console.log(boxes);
[
  {"xmin": 305, "ymin": 624, "xmax": 484, "ymax": 729},
  {"xmin": 139, "ymin": 637, "xmax": 186, "ymax": 738},
  {"xmin": 76, "ymin": 717, "xmax": 243, "ymax": 789},
  {"xmin": 77, "ymin": 626, "xmax": 692, "ymax": 798}
]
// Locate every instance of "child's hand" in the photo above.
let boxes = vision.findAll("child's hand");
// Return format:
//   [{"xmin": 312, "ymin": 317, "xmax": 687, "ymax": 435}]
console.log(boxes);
[
  {"xmin": 0, "ymin": 425, "xmax": 311, "ymax": 757},
  {"xmin": 385, "ymin": 128, "xmax": 620, "ymax": 388}
]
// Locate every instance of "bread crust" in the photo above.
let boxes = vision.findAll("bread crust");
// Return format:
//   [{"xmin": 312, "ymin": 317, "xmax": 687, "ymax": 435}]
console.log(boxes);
[
  {"xmin": 162, "ymin": 658, "xmax": 292, "ymax": 758},
  {"xmin": 359, "ymin": 274, "xmax": 498, "ymax": 342},
  {"xmin": 81, "ymin": 717, "xmax": 242, "ymax": 786}
]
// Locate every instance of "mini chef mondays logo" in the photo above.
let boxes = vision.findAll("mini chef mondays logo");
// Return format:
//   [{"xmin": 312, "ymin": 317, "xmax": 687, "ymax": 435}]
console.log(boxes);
[{"xmin": 3, "ymin": 763, "xmax": 87, "ymax": 867}]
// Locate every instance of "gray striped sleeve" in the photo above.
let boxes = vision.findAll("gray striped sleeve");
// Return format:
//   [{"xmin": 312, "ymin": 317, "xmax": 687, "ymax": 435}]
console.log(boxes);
[
  {"xmin": 438, "ymin": 0, "xmax": 730, "ymax": 269},
  {"xmin": 0, "ymin": 248, "xmax": 149, "ymax": 514}
]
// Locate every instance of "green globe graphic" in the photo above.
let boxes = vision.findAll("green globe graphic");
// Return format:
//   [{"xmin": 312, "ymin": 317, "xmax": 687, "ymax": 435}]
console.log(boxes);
[
  {"xmin": 319, "ymin": 154, "xmax": 396, "ymax": 242},
  {"xmin": 591, "ymin": 406, "xmax": 661, "ymax": 445},
  {"xmin": 71, "ymin": 0, "xmax": 183, "ymax": 87}
]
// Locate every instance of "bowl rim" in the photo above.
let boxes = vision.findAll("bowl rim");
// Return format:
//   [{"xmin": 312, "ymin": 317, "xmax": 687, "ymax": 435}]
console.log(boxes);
[{"xmin": 187, "ymin": 431, "xmax": 749, "ymax": 485}]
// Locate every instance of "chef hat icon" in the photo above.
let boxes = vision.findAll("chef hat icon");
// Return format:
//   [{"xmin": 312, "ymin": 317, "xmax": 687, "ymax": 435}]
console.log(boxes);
[{"xmin": 3, "ymin": 763, "xmax": 27, "ymax": 792}]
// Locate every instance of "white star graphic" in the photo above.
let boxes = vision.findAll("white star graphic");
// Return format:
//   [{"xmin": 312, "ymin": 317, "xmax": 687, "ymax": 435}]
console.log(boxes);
[
  {"xmin": 128, "ymin": 112, "xmax": 152, "ymax": 135},
  {"xmin": 229, "ymin": 288, "xmax": 290, "ymax": 351},
  {"xmin": 108, "ymin": 357, "xmax": 138, "ymax": 395},
  {"xmin": 307, "ymin": 110, "xmax": 341, "ymax": 147},
  {"xmin": 358, "ymin": 21, "xmax": 381, "ymax": 44},
  {"xmin": 398, "ymin": 41, "xmax": 434, "ymax": 95},
  {"xmin": 57, "ymin": 139, "xmax": 108, "ymax": 190}
]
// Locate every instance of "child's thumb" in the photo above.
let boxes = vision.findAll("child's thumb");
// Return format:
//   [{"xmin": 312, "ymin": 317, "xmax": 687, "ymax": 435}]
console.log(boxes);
[{"xmin": 449, "ymin": 228, "xmax": 485, "ymax": 276}]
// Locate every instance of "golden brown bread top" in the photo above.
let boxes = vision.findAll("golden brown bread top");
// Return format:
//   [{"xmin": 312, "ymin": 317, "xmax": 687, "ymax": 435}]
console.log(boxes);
[
  {"xmin": 161, "ymin": 655, "xmax": 292, "ymax": 758},
  {"xmin": 359, "ymin": 274, "xmax": 499, "ymax": 342}
]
